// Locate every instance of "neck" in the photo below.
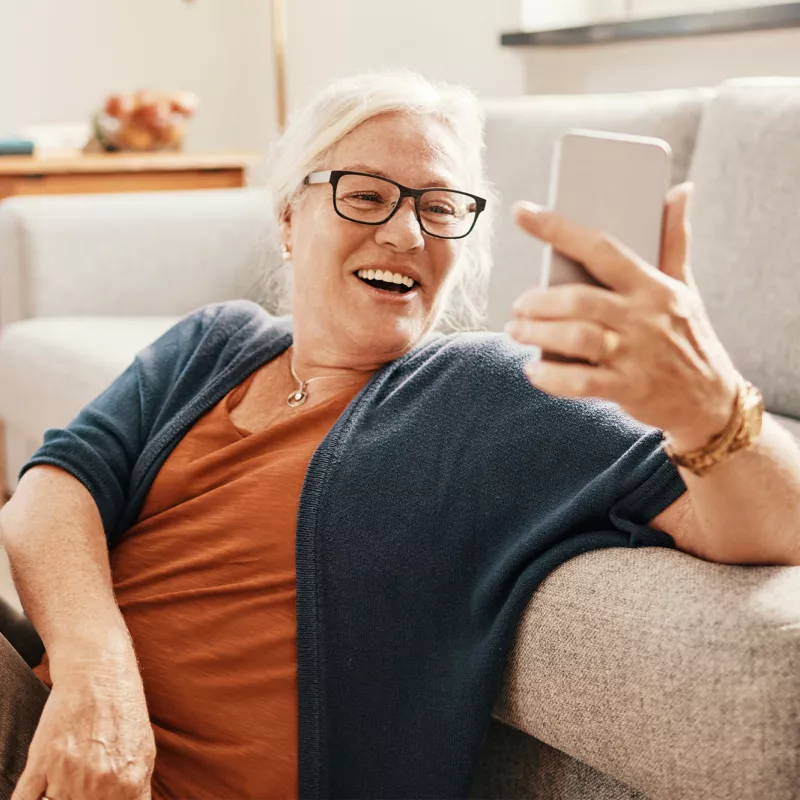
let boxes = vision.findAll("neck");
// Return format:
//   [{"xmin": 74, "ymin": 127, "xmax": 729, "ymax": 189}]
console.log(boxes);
[{"xmin": 287, "ymin": 343, "xmax": 382, "ymax": 383}]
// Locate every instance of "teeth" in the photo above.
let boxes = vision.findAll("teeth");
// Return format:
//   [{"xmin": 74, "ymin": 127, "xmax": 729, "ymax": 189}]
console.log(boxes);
[{"xmin": 357, "ymin": 269, "xmax": 416, "ymax": 288}]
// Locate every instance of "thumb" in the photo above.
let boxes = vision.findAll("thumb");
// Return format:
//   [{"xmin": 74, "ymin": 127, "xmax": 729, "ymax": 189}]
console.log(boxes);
[
  {"xmin": 659, "ymin": 181, "xmax": 698, "ymax": 290},
  {"xmin": 10, "ymin": 767, "xmax": 47, "ymax": 800}
]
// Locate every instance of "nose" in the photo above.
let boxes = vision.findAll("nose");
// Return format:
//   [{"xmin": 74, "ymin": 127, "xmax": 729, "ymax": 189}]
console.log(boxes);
[{"xmin": 375, "ymin": 196, "xmax": 425, "ymax": 251}]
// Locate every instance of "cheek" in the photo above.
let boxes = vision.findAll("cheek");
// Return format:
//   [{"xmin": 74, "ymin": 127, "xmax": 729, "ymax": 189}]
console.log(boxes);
[
  {"xmin": 295, "ymin": 207, "xmax": 368, "ymax": 264},
  {"xmin": 433, "ymin": 241, "xmax": 463, "ymax": 282}
]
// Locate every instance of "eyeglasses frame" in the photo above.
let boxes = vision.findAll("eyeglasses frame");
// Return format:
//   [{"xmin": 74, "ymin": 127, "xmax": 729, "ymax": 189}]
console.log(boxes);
[{"xmin": 303, "ymin": 170, "xmax": 487, "ymax": 240}]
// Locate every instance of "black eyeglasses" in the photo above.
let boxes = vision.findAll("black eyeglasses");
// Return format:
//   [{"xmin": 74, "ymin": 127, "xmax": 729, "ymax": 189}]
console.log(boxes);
[{"xmin": 303, "ymin": 170, "xmax": 486, "ymax": 240}]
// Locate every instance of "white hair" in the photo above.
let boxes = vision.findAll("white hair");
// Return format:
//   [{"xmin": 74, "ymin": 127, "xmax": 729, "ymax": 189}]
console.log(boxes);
[{"xmin": 259, "ymin": 69, "xmax": 498, "ymax": 334}]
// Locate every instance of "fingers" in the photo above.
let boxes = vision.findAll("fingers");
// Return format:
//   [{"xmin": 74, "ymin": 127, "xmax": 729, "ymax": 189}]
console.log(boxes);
[
  {"xmin": 505, "ymin": 319, "xmax": 611, "ymax": 366},
  {"xmin": 524, "ymin": 358, "xmax": 621, "ymax": 400},
  {"xmin": 659, "ymin": 182, "xmax": 695, "ymax": 287},
  {"xmin": 511, "ymin": 283, "xmax": 627, "ymax": 327},
  {"xmin": 512, "ymin": 201, "xmax": 658, "ymax": 294},
  {"xmin": 10, "ymin": 767, "xmax": 47, "ymax": 800}
]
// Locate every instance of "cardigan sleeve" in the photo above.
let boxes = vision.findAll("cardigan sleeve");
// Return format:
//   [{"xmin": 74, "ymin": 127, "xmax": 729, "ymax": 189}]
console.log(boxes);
[
  {"xmin": 541, "ymin": 399, "xmax": 689, "ymax": 550},
  {"xmin": 17, "ymin": 304, "xmax": 223, "ymax": 541},
  {"xmin": 457, "ymin": 334, "xmax": 691, "ymax": 554},
  {"xmin": 528, "ymin": 390, "xmax": 689, "ymax": 550}
]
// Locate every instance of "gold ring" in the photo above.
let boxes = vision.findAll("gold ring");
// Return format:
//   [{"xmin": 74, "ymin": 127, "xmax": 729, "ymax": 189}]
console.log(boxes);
[{"xmin": 594, "ymin": 328, "xmax": 621, "ymax": 366}]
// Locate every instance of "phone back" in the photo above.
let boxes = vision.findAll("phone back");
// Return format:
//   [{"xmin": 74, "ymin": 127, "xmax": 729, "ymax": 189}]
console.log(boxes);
[{"xmin": 542, "ymin": 130, "xmax": 672, "ymax": 289}]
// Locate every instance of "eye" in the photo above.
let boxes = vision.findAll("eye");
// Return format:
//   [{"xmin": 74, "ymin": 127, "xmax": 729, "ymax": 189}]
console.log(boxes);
[
  {"xmin": 351, "ymin": 192, "xmax": 381, "ymax": 202},
  {"xmin": 341, "ymin": 191, "xmax": 391, "ymax": 205},
  {"xmin": 422, "ymin": 201, "xmax": 457, "ymax": 216}
]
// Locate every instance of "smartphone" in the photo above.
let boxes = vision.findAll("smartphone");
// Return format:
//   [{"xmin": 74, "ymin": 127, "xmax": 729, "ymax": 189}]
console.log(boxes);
[{"xmin": 537, "ymin": 129, "xmax": 672, "ymax": 363}]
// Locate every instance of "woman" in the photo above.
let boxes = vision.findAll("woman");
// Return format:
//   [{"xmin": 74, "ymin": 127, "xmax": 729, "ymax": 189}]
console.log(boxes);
[{"xmin": 1, "ymin": 69, "xmax": 799, "ymax": 800}]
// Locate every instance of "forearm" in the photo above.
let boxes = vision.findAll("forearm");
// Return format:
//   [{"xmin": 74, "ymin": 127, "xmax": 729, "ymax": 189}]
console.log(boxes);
[
  {"xmin": 0, "ymin": 465, "xmax": 136, "ymax": 677},
  {"xmin": 674, "ymin": 414, "xmax": 800, "ymax": 566}
]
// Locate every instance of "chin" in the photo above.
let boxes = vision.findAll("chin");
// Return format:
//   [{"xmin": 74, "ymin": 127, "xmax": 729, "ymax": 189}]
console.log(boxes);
[{"xmin": 358, "ymin": 320, "xmax": 423, "ymax": 358}]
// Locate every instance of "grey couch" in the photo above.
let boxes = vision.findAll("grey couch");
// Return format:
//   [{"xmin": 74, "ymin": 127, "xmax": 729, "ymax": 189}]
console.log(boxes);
[{"xmin": 0, "ymin": 77, "xmax": 799, "ymax": 799}]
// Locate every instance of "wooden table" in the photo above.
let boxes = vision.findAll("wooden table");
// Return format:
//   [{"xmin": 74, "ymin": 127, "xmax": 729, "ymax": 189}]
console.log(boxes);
[{"xmin": 0, "ymin": 152, "xmax": 260, "ymax": 200}]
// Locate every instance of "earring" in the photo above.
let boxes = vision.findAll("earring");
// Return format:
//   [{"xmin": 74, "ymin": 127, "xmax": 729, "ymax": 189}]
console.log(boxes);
[{"xmin": 281, "ymin": 243, "xmax": 291, "ymax": 262}]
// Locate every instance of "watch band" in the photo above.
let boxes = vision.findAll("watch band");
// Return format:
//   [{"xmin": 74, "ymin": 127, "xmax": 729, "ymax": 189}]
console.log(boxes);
[{"xmin": 662, "ymin": 379, "xmax": 764, "ymax": 477}]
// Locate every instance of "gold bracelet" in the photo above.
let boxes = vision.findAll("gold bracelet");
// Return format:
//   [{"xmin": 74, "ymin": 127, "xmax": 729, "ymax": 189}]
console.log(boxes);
[{"xmin": 661, "ymin": 379, "xmax": 765, "ymax": 477}]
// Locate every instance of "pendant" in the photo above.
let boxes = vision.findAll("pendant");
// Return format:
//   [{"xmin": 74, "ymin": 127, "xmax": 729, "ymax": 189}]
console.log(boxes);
[{"xmin": 287, "ymin": 385, "xmax": 308, "ymax": 408}]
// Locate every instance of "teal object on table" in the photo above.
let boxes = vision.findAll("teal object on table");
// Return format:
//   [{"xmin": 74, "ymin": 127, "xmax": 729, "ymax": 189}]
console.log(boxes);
[{"xmin": 0, "ymin": 138, "xmax": 35, "ymax": 156}]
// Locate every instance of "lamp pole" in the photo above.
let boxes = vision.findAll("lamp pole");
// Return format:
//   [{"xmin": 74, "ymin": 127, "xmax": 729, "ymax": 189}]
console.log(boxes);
[{"xmin": 272, "ymin": 0, "xmax": 288, "ymax": 131}]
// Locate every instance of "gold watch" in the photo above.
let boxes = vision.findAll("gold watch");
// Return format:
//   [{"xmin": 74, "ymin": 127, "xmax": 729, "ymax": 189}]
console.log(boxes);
[{"xmin": 662, "ymin": 379, "xmax": 765, "ymax": 477}]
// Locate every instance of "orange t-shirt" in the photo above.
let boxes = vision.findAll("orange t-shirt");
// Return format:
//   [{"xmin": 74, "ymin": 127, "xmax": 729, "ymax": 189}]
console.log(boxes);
[{"xmin": 34, "ymin": 365, "xmax": 370, "ymax": 800}]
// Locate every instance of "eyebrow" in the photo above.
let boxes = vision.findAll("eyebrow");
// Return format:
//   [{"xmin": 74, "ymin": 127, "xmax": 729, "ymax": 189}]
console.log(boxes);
[{"xmin": 340, "ymin": 163, "xmax": 456, "ymax": 190}]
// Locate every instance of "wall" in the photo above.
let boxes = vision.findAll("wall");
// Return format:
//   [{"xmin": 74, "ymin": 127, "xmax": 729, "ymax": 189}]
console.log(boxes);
[
  {"xmin": 1, "ymin": 0, "xmax": 796, "ymax": 164},
  {"xmin": 0, "ymin": 0, "xmax": 276, "ymax": 161},
  {"xmin": 522, "ymin": 27, "xmax": 800, "ymax": 93},
  {"xmin": 284, "ymin": 0, "xmax": 524, "ymax": 112},
  {"xmin": 1, "ymin": 1, "xmax": 525, "ymax": 185},
  {"xmin": 517, "ymin": 0, "xmax": 800, "ymax": 93}
]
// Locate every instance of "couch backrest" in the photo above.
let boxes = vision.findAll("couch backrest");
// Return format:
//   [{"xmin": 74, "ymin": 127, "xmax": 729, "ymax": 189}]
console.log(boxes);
[
  {"xmin": 687, "ymin": 78, "xmax": 800, "ymax": 420},
  {"xmin": 481, "ymin": 87, "xmax": 714, "ymax": 334},
  {"xmin": 0, "ymin": 188, "xmax": 274, "ymax": 326},
  {"xmin": 3, "ymin": 81, "xmax": 797, "ymax": 421}
]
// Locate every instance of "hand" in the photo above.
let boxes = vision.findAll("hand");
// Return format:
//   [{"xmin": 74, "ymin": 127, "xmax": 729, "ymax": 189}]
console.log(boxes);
[
  {"xmin": 505, "ymin": 183, "xmax": 741, "ymax": 452},
  {"xmin": 11, "ymin": 650, "xmax": 156, "ymax": 800}
]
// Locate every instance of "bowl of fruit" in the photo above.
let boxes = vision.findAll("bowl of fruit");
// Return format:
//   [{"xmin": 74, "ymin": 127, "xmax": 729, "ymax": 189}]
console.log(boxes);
[{"xmin": 89, "ymin": 90, "xmax": 199, "ymax": 153}]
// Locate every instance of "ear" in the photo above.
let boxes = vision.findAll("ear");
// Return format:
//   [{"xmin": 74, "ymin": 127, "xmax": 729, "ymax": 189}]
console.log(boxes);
[{"xmin": 278, "ymin": 204, "xmax": 292, "ymax": 251}]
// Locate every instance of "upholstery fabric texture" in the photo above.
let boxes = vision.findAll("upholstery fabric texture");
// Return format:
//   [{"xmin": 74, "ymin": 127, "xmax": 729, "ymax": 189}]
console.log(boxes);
[
  {"xmin": 0, "ymin": 188, "xmax": 271, "ymax": 325},
  {"xmin": 688, "ymin": 78, "xmax": 800, "ymax": 419},
  {"xmin": 489, "ymin": 546, "xmax": 800, "ymax": 800}
]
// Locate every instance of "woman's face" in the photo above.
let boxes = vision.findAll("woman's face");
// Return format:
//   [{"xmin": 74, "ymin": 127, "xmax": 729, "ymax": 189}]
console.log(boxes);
[{"xmin": 281, "ymin": 111, "xmax": 468, "ymax": 369}]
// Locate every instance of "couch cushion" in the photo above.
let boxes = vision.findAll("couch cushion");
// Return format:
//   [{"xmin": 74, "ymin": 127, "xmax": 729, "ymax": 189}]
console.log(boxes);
[
  {"xmin": 0, "ymin": 317, "xmax": 179, "ymax": 437},
  {"xmin": 688, "ymin": 78, "xmax": 800, "ymax": 419},
  {"xmin": 470, "ymin": 719, "xmax": 645, "ymax": 800},
  {"xmin": 492, "ymin": 545, "xmax": 800, "ymax": 800},
  {"xmin": 0, "ymin": 188, "xmax": 274, "ymax": 325},
  {"xmin": 481, "ymin": 87, "xmax": 713, "ymax": 332}
]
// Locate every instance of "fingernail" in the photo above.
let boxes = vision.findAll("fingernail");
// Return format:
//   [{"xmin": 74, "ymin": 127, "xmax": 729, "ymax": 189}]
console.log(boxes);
[{"xmin": 504, "ymin": 320, "xmax": 518, "ymax": 335}]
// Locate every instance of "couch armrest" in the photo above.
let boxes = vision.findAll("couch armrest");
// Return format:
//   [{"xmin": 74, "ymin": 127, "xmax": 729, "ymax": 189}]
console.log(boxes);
[
  {"xmin": 493, "ymin": 546, "xmax": 800, "ymax": 800},
  {"xmin": 0, "ymin": 188, "xmax": 279, "ymax": 326}
]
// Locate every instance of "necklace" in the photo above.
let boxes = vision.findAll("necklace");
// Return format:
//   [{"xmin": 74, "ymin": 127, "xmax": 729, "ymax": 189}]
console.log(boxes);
[{"xmin": 286, "ymin": 350, "xmax": 371, "ymax": 408}]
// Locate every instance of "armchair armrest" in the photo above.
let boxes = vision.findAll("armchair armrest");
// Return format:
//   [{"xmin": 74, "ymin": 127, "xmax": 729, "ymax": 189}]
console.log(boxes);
[
  {"xmin": 493, "ymin": 546, "xmax": 800, "ymax": 800},
  {"xmin": 0, "ymin": 188, "xmax": 280, "ymax": 326}
]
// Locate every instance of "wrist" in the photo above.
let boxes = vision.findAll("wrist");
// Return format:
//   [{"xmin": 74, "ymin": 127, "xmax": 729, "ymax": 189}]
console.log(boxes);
[
  {"xmin": 48, "ymin": 625, "xmax": 137, "ymax": 676},
  {"xmin": 662, "ymin": 378, "xmax": 765, "ymax": 478},
  {"xmin": 662, "ymin": 376, "xmax": 740, "ymax": 454},
  {"xmin": 664, "ymin": 395, "xmax": 738, "ymax": 454}
]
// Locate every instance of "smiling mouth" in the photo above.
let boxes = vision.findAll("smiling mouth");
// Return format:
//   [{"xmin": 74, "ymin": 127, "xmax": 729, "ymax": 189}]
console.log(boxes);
[{"xmin": 355, "ymin": 274, "xmax": 416, "ymax": 294}]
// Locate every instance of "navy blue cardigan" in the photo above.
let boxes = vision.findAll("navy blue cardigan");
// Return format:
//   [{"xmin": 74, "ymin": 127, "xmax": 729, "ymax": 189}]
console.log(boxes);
[{"xmin": 22, "ymin": 300, "xmax": 686, "ymax": 799}]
